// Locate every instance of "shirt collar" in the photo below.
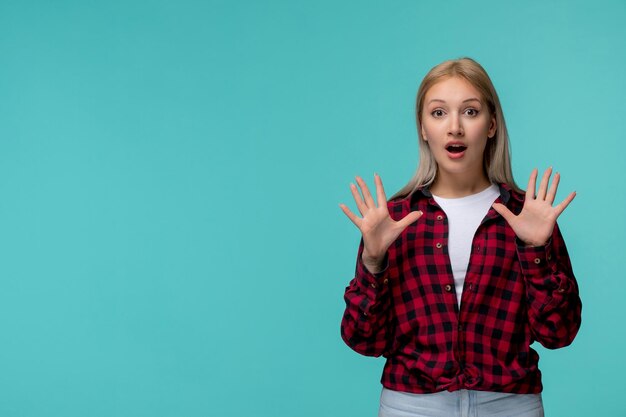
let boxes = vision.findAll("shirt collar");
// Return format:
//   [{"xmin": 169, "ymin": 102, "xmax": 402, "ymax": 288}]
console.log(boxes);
[{"xmin": 406, "ymin": 182, "xmax": 523, "ymax": 208}]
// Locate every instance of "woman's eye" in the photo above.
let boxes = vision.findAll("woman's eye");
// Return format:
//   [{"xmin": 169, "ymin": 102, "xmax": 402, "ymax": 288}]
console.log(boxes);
[
  {"xmin": 465, "ymin": 108, "xmax": 479, "ymax": 116},
  {"xmin": 432, "ymin": 109, "xmax": 445, "ymax": 117}
]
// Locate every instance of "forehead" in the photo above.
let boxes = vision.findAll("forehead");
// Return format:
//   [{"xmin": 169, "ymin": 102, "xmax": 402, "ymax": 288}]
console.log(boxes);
[{"xmin": 424, "ymin": 76, "xmax": 483, "ymax": 103}]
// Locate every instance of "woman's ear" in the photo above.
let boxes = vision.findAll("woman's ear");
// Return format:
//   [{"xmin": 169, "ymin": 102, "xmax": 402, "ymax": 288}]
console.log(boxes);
[
  {"xmin": 421, "ymin": 126, "xmax": 427, "ymax": 141},
  {"xmin": 488, "ymin": 115, "xmax": 497, "ymax": 138}
]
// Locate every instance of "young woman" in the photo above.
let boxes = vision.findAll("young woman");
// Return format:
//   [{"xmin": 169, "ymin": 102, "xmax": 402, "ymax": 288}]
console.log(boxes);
[{"xmin": 339, "ymin": 58, "xmax": 581, "ymax": 417}]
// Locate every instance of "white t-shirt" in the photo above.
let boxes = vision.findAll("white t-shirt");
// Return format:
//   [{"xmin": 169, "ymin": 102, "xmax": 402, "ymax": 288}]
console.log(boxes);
[{"xmin": 432, "ymin": 184, "xmax": 500, "ymax": 308}]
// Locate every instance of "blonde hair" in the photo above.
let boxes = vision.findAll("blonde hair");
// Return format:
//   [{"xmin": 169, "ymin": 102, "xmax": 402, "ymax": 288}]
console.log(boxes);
[{"xmin": 391, "ymin": 57, "xmax": 521, "ymax": 200}]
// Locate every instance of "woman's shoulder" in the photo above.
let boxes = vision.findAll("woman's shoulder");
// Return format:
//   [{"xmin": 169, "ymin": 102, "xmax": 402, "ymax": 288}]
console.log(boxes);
[
  {"xmin": 497, "ymin": 183, "xmax": 525, "ymax": 206},
  {"xmin": 386, "ymin": 189, "xmax": 426, "ymax": 220},
  {"xmin": 386, "ymin": 196, "xmax": 410, "ymax": 212}
]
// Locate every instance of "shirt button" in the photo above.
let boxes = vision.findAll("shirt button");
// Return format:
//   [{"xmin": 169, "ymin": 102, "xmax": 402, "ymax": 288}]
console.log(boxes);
[
  {"xmin": 547, "ymin": 254, "xmax": 552, "ymax": 261},
  {"xmin": 534, "ymin": 258, "xmax": 541, "ymax": 264},
  {"xmin": 557, "ymin": 287, "xmax": 565, "ymax": 293},
  {"xmin": 383, "ymin": 278, "xmax": 389, "ymax": 284},
  {"xmin": 444, "ymin": 284, "xmax": 453, "ymax": 292},
  {"xmin": 458, "ymin": 324, "xmax": 463, "ymax": 331},
  {"xmin": 436, "ymin": 215, "xmax": 443, "ymax": 221},
  {"xmin": 370, "ymin": 282, "xmax": 377, "ymax": 288},
  {"xmin": 475, "ymin": 246, "xmax": 481, "ymax": 252},
  {"xmin": 436, "ymin": 242, "xmax": 443, "ymax": 249}
]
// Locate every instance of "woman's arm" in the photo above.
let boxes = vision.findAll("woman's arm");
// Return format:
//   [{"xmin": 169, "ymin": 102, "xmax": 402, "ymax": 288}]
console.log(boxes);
[
  {"xmin": 341, "ymin": 239, "xmax": 393, "ymax": 357},
  {"xmin": 338, "ymin": 174, "xmax": 421, "ymax": 356},
  {"xmin": 493, "ymin": 167, "xmax": 581, "ymax": 348},
  {"xmin": 516, "ymin": 223, "xmax": 582, "ymax": 348}
]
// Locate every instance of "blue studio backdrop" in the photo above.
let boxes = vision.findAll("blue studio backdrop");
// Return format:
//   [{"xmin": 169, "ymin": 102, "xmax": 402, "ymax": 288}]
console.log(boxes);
[{"xmin": 1, "ymin": 1, "xmax": 624, "ymax": 416}]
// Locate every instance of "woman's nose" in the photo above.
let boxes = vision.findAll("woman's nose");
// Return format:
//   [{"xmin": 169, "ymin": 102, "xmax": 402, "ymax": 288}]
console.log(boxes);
[{"xmin": 448, "ymin": 115, "xmax": 464, "ymax": 136}]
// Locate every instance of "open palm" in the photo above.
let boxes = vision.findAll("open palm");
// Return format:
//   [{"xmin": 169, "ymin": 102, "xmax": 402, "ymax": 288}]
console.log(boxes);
[
  {"xmin": 493, "ymin": 167, "xmax": 576, "ymax": 247},
  {"xmin": 339, "ymin": 174, "xmax": 422, "ymax": 267}
]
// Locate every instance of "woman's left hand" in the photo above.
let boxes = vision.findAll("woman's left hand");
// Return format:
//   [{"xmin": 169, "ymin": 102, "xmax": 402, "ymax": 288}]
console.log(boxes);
[{"xmin": 492, "ymin": 167, "xmax": 576, "ymax": 247}]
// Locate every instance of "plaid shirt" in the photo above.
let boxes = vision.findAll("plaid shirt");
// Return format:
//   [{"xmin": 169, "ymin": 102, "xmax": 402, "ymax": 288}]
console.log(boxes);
[{"xmin": 341, "ymin": 183, "xmax": 581, "ymax": 394}]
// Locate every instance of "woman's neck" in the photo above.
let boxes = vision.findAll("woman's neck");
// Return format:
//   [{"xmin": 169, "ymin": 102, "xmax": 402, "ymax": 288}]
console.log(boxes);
[{"xmin": 430, "ymin": 171, "xmax": 492, "ymax": 198}]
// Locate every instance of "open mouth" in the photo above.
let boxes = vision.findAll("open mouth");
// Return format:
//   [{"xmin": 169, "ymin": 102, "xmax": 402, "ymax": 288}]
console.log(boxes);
[{"xmin": 446, "ymin": 144, "xmax": 467, "ymax": 154}]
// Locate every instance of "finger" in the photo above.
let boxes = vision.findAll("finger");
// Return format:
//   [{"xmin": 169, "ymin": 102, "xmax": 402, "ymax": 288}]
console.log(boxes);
[
  {"xmin": 536, "ymin": 167, "xmax": 553, "ymax": 200},
  {"xmin": 526, "ymin": 168, "xmax": 538, "ymax": 200},
  {"xmin": 374, "ymin": 173, "xmax": 388, "ymax": 209},
  {"xmin": 546, "ymin": 171, "xmax": 560, "ymax": 205},
  {"xmin": 554, "ymin": 191, "xmax": 576, "ymax": 217},
  {"xmin": 397, "ymin": 210, "xmax": 423, "ymax": 230},
  {"xmin": 339, "ymin": 203, "xmax": 363, "ymax": 229},
  {"xmin": 349, "ymin": 182, "xmax": 368, "ymax": 216},
  {"xmin": 356, "ymin": 176, "xmax": 376, "ymax": 208},
  {"xmin": 492, "ymin": 202, "xmax": 516, "ymax": 225}
]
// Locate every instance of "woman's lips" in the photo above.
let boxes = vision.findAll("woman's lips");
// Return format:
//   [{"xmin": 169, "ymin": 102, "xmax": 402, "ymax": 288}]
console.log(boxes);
[
  {"xmin": 445, "ymin": 144, "xmax": 467, "ymax": 159},
  {"xmin": 446, "ymin": 149, "xmax": 466, "ymax": 159}
]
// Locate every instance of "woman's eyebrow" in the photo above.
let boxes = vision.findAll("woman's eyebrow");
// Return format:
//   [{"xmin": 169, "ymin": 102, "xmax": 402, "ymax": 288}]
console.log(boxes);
[{"xmin": 427, "ymin": 97, "xmax": 482, "ymax": 105}]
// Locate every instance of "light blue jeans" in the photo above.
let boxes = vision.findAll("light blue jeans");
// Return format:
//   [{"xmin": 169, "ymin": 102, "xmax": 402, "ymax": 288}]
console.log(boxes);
[{"xmin": 379, "ymin": 387, "xmax": 544, "ymax": 417}]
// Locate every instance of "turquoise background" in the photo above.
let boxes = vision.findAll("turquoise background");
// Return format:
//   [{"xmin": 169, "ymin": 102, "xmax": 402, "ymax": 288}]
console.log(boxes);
[{"xmin": 0, "ymin": 0, "xmax": 624, "ymax": 416}]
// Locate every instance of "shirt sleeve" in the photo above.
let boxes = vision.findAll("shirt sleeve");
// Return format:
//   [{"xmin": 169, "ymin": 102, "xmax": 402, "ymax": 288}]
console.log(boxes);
[
  {"xmin": 340, "ymin": 237, "xmax": 394, "ymax": 357},
  {"xmin": 516, "ymin": 222, "xmax": 582, "ymax": 349}
]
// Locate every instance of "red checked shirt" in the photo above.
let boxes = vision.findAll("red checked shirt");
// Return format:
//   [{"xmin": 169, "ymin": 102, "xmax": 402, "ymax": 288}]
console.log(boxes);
[{"xmin": 340, "ymin": 183, "xmax": 582, "ymax": 394}]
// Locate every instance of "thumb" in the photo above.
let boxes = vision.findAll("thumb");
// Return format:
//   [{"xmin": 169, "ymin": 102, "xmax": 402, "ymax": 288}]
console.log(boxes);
[
  {"xmin": 492, "ymin": 203, "xmax": 515, "ymax": 224},
  {"xmin": 397, "ymin": 210, "xmax": 423, "ymax": 230}
]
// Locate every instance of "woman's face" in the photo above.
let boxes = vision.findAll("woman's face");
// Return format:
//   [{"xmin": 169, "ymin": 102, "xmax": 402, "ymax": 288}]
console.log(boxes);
[{"xmin": 421, "ymin": 76, "xmax": 496, "ymax": 183}]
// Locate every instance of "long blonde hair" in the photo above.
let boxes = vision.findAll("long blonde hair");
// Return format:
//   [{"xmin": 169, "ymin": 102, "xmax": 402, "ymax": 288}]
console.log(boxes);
[{"xmin": 391, "ymin": 57, "xmax": 521, "ymax": 200}]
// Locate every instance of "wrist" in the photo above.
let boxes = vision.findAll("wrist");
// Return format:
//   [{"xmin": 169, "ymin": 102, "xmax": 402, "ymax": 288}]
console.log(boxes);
[
  {"xmin": 362, "ymin": 250, "xmax": 384, "ymax": 265},
  {"xmin": 516, "ymin": 234, "xmax": 549, "ymax": 248},
  {"xmin": 522, "ymin": 239, "xmax": 547, "ymax": 247},
  {"xmin": 361, "ymin": 250, "xmax": 387, "ymax": 275},
  {"xmin": 362, "ymin": 261, "xmax": 383, "ymax": 274}
]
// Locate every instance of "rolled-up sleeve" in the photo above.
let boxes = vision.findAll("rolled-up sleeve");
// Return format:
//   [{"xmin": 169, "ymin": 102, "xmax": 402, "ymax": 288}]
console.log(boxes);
[
  {"xmin": 517, "ymin": 223, "xmax": 582, "ymax": 349},
  {"xmin": 340, "ymin": 238, "xmax": 393, "ymax": 357}
]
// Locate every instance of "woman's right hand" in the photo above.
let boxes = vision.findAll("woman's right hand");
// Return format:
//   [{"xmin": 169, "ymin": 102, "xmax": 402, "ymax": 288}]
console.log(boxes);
[{"xmin": 339, "ymin": 174, "xmax": 423, "ymax": 272}]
